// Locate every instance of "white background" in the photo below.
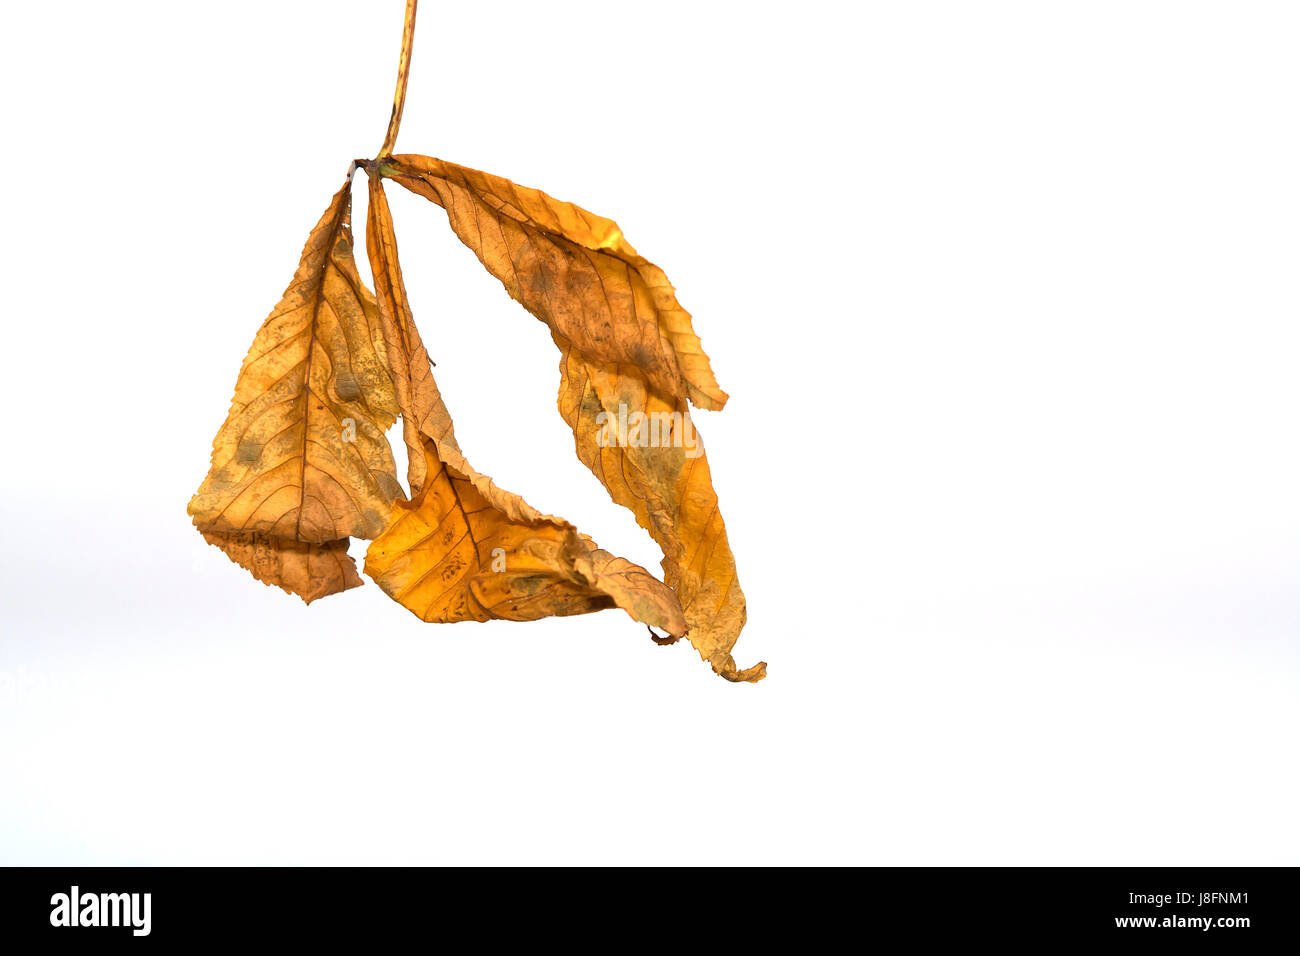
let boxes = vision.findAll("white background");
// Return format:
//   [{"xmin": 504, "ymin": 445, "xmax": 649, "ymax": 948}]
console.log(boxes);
[{"xmin": 1, "ymin": 1, "xmax": 1296, "ymax": 864}]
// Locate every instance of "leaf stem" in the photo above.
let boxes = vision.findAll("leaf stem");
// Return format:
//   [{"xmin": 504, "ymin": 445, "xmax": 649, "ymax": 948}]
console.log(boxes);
[{"xmin": 377, "ymin": 0, "xmax": 418, "ymax": 160}]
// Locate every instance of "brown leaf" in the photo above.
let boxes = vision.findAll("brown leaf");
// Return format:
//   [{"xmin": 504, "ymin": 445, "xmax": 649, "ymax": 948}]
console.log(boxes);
[
  {"xmin": 189, "ymin": 3, "xmax": 763, "ymax": 679},
  {"xmin": 555, "ymin": 334, "xmax": 763, "ymax": 682},
  {"xmin": 362, "ymin": 175, "xmax": 687, "ymax": 638},
  {"xmin": 378, "ymin": 155, "xmax": 760, "ymax": 681},
  {"xmin": 201, "ymin": 532, "xmax": 362, "ymax": 605},
  {"xmin": 364, "ymin": 175, "xmax": 457, "ymax": 495},
  {"xmin": 383, "ymin": 154, "xmax": 729, "ymax": 412},
  {"xmin": 365, "ymin": 435, "xmax": 686, "ymax": 634},
  {"xmin": 189, "ymin": 175, "xmax": 402, "ymax": 602}
]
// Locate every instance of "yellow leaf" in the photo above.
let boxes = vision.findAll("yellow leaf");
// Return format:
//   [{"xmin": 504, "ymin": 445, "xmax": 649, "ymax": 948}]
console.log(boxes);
[
  {"xmin": 366, "ymin": 435, "xmax": 686, "ymax": 634},
  {"xmin": 364, "ymin": 175, "xmax": 457, "ymax": 495},
  {"xmin": 189, "ymin": 176, "xmax": 402, "ymax": 601},
  {"xmin": 384, "ymin": 154, "xmax": 728, "ymax": 412},
  {"xmin": 362, "ymin": 175, "xmax": 687, "ymax": 638},
  {"xmin": 556, "ymin": 334, "xmax": 763, "ymax": 682},
  {"xmin": 378, "ymin": 154, "xmax": 761, "ymax": 681},
  {"xmin": 188, "ymin": 3, "xmax": 765, "ymax": 679},
  {"xmin": 201, "ymin": 532, "xmax": 361, "ymax": 605}
]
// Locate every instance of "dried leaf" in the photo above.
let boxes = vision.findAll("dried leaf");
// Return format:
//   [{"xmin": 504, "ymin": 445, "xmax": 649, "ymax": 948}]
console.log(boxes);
[
  {"xmin": 190, "ymin": 2, "xmax": 765, "ymax": 679},
  {"xmin": 189, "ymin": 176, "xmax": 402, "ymax": 602},
  {"xmin": 381, "ymin": 155, "xmax": 761, "ymax": 680},
  {"xmin": 383, "ymin": 155, "xmax": 728, "ymax": 412},
  {"xmin": 366, "ymin": 435, "xmax": 687, "ymax": 634},
  {"xmin": 555, "ymin": 335, "xmax": 762, "ymax": 682},
  {"xmin": 362, "ymin": 175, "xmax": 687, "ymax": 637},
  {"xmin": 364, "ymin": 175, "xmax": 457, "ymax": 495},
  {"xmin": 201, "ymin": 532, "xmax": 362, "ymax": 605}
]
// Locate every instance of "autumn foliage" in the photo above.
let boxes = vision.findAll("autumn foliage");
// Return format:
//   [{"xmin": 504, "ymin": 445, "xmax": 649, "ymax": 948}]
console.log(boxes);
[{"xmin": 187, "ymin": 0, "xmax": 764, "ymax": 682}]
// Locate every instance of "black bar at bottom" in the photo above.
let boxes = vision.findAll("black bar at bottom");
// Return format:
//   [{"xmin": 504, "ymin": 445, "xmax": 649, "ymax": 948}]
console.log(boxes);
[{"xmin": 0, "ymin": 866, "xmax": 1293, "ymax": 945}]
